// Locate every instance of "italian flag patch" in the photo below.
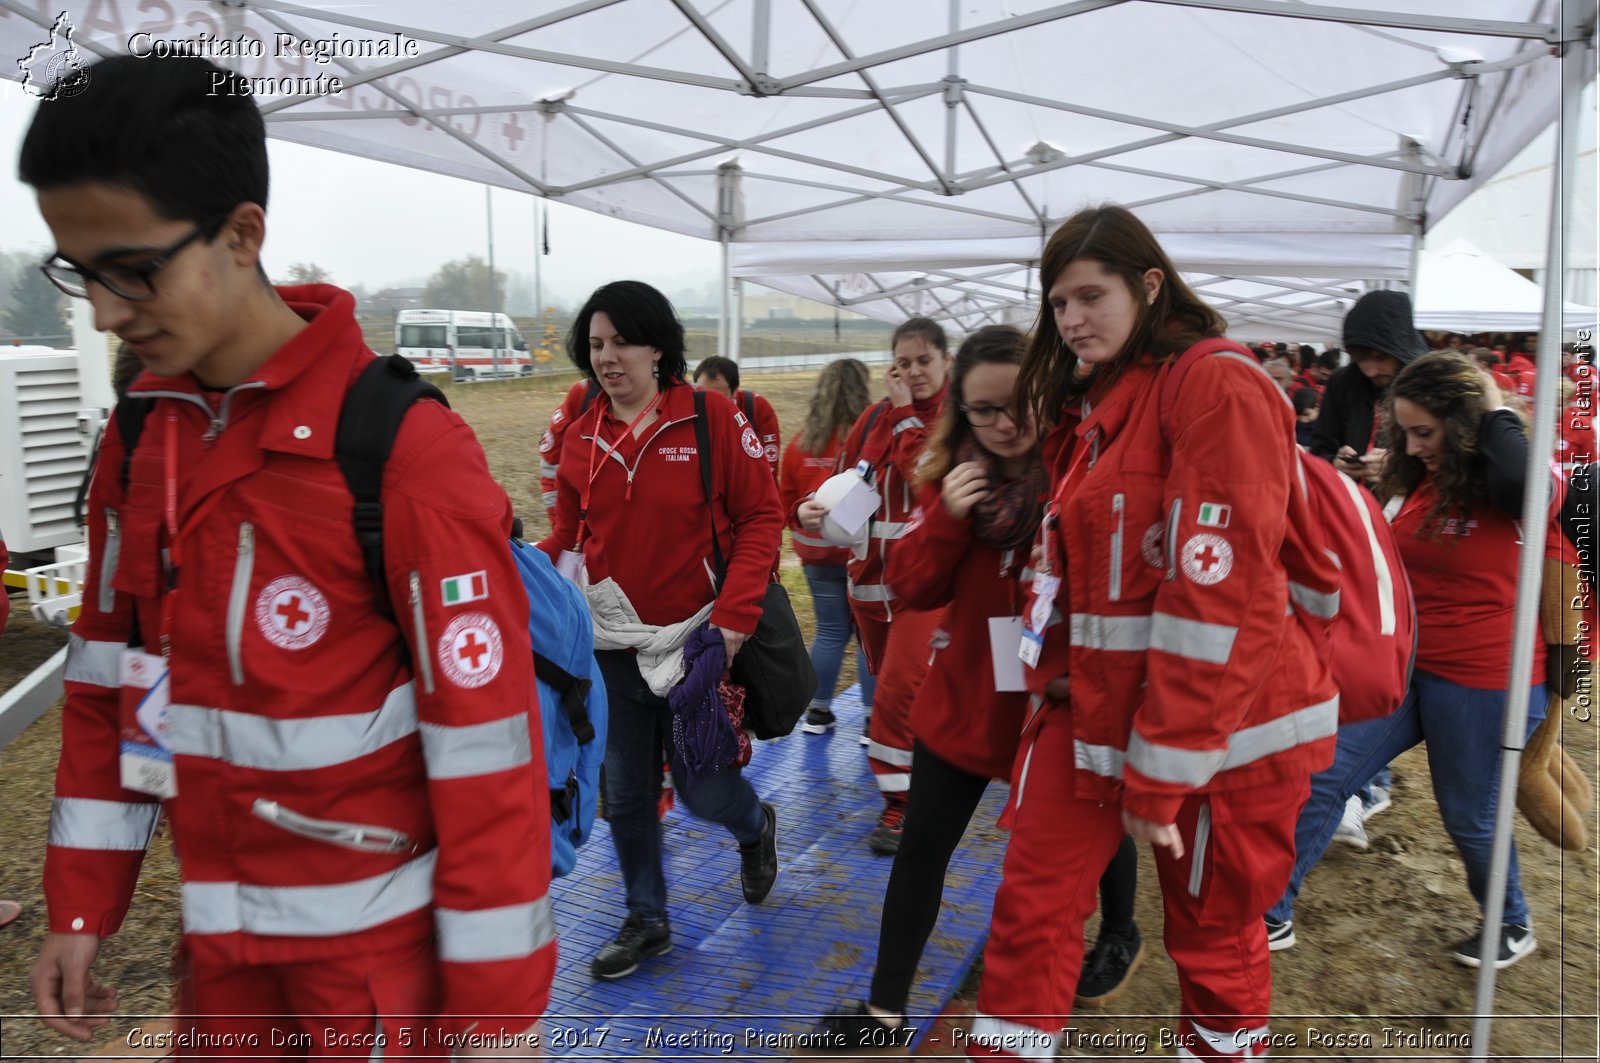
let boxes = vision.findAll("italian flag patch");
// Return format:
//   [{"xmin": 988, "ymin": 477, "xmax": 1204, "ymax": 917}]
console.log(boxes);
[
  {"xmin": 440, "ymin": 571, "xmax": 489, "ymax": 606},
  {"xmin": 1197, "ymin": 502, "xmax": 1232, "ymax": 529}
]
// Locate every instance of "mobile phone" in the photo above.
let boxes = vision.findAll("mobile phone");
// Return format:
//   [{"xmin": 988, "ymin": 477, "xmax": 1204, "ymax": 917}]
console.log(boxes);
[{"xmin": 1339, "ymin": 450, "xmax": 1366, "ymax": 464}]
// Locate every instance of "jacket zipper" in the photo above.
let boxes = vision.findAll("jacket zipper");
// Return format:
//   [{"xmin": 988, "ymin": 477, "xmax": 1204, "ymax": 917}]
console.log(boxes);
[
  {"xmin": 1188, "ymin": 800, "xmax": 1212, "ymax": 897},
  {"xmin": 226, "ymin": 523, "xmax": 255, "ymax": 685},
  {"xmin": 1109, "ymin": 493, "xmax": 1126, "ymax": 602},
  {"xmin": 251, "ymin": 798, "xmax": 415, "ymax": 854},
  {"xmin": 409, "ymin": 571, "xmax": 435, "ymax": 695},
  {"xmin": 99, "ymin": 508, "xmax": 121, "ymax": 613},
  {"xmin": 1013, "ymin": 733, "xmax": 1039, "ymax": 812}
]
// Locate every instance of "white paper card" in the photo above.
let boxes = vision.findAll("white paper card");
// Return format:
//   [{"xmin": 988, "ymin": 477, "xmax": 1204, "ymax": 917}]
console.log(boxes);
[
  {"xmin": 826, "ymin": 475, "xmax": 881, "ymax": 540},
  {"xmin": 555, "ymin": 549, "xmax": 587, "ymax": 585},
  {"xmin": 988, "ymin": 617, "xmax": 1027, "ymax": 691}
]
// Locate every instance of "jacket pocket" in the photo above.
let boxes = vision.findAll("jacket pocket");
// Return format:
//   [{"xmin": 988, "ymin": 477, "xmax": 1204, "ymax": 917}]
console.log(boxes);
[
  {"xmin": 110, "ymin": 505, "xmax": 164, "ymax": 602},
  {"xmin": 251, "ymin": 798, "xmax": 416, "ymax": 854},
  {"xmin": 408, "ymin": 571, "xmax": 435, "ymax": 695},
  {"xmin": 99, "ymin": 507, "xmax": 122, "ymax": 614},
  {"xmin": 1109, "ymin": 494, "xmax": 1126, "ymax": 602}
]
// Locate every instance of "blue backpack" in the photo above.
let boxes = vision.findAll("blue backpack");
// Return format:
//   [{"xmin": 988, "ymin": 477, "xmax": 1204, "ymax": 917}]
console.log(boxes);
[
  {"xmin": 113, "ymin": 355, "xmax": 608, "ymax": 875},
  {"xmin": 508, "ymin": 538, "xmax": 607, "ymax": 876}
]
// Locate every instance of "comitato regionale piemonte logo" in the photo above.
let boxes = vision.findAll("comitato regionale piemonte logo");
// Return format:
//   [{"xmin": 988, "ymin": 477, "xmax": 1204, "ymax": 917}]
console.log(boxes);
[{"xmin": 17, "ymin": 11, "xmax": 89, "ymax": 101}]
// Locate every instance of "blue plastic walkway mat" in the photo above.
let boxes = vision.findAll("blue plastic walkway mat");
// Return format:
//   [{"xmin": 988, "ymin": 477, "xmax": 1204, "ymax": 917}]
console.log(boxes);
[{"xmin": 543, "ymin": 684, "xmax": 1009, "ymax": 1058}]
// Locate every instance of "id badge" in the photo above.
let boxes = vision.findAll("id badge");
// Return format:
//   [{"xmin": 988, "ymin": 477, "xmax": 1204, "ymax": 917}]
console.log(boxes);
[
  {"xmin": 988, "ymin": 617, "xmax": 1027, "ymax": 691},
  {"xmin": 1029, "ymin": 574, "xmax": 1061, "ymax": 634},
  {"xmin": 1018, "ymin": 627, "xmax": 1044, "ymax": 669},
  {"xmin": 119, "ymin": 649, "xmax": 177, "ymax": 799},
  {"xmin": 555, "ymin": 549, "xmax": 587, "ymax": 586}
]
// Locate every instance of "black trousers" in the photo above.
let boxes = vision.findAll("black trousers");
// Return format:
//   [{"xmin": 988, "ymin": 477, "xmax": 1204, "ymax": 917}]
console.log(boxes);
[{"xmin": 868, "ymin": 740, "xmax": 1138, "ymax": 1013}]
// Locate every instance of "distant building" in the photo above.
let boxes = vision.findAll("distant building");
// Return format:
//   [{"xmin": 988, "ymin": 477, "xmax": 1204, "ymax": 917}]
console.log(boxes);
[{"xmin": 366, "ymin": 287, "xmax": 426, "ymax": 317}]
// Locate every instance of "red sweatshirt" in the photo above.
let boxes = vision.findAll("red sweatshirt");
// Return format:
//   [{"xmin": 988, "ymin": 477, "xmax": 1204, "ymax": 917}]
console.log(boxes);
[
  {"xmin": 779, "ymin": 433, "xmax": 851, "ymax": 567},
  {"xmin": 887, "ymin": 482, "xmax": 1031, "ymax": 780},
  {"xmin": 538, "ymin": 382, "xmax": 782, "ymax": 633}
]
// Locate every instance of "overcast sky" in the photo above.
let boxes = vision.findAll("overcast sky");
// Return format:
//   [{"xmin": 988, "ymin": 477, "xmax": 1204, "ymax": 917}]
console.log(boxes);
[{"xmin": 0, "ymin": 81, "xmax": 725, "ymax": 307}]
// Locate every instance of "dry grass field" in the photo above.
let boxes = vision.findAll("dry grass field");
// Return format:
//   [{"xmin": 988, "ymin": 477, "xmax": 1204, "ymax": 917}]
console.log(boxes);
[{"xmin": 0, "ymin": 367, "xmax": 1594, "ymax": 1060}]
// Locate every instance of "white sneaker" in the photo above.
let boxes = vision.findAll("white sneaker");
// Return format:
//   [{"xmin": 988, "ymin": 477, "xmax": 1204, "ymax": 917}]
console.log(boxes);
[
  {"xmin": 1361, "ymin": 784, "xmax": 1392, "ymax": 819},
  {"xmin": 1331, "ymin": 794, "xmax": 1369, "ymax": 850}
]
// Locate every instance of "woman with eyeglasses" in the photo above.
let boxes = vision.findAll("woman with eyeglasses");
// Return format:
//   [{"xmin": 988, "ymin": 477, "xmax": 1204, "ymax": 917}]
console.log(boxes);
[{"xmin": 815, "ymin": 326, "xmax": 1144, "ymax": 1044}]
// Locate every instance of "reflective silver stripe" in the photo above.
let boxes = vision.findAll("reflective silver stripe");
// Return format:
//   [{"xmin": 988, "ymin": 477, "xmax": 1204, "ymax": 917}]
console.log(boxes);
[
  {"xmin": 1288, "ymin": 580, "xmax": 1340, "ymax": 620},
  {"xmin": 891, "ymin": 416, "xmax": 925, "ymax": 436},
  {"xmin": 1109, "ymin": 493, "xmax": 1125, "ymax": 602},
  {"xmin": 866, "ymin": 740, "xmax": 913, "ymax": 767},
  {"xmin": 165, "ymin": 682, "xmax": 418, "ymax": 771},
  {"xmin": 1127, "ymin": 695, "xmax": 1340, "ymax": 786},
  {"xmin": 969, "ymin": 1014, "xmax": 1060, "ymax": 1063},
  {"xmin": 538, "ymin": 459, "xmax": 558, "ymax": 478},
  {"xmin": 49, "ymin": 797, "xmax": 159, "ymax": 851},
  {"xmin": 419, "ymin": 713, "xmax": 533, "ymax": 781},
  {"xmin": 1070, "ymin": 613, "xmax": 1151, "ymax": 652},
  {"xmin": 409, "ymin": 572, "xmax": 435, "ymax": 696},
  {"xmin": 848, "ymin": 580, "xmax": 896, "ymax": 603},
  {"xmin": 436, "ymin": 896, "xmax": 556, "ymax": 962},
  {"xmin": 541, "ymin": 490, "xmax": 558, "ymax": 510},
  {"xmin": 1164, "ymin": 497, "xmax": 1182, "ymax": 581},
  {"xmin": 1188, "ymin": 801, "xmax": 1211, "ymax": 897},
  {"xmin": 66, "ymin": 635, "xmax": 123, "ymax": 689},
  {"xmin": 790, "ymin": 530, "xmax": 833, "ymax": 548},
  {"xmin": 182, "ymin": 848, "xmax": 437, "ymax": 937},
  {"xmin": 1343, "ymin": 472, "xmax": 1399, "ymax": 635},
  {"xmin": 872, "ymin": 521, "xmax": 912, "ymax": 540},
  {"xmin": 1014, "ymin": 733, "xmax": 1038, "ymax": 808},
  {"xmin": 99, "ymin": 508, "xmax": 120, "ymax": 614},
  {"xmin": 1148, "ymin": 612, "xmax": 1237, "ymax": 665},
  {"xmin": 1074, "ymin": 739, "xmax": 1125, "ymax": 780},
  {"xmin": 876, "ymin": 773, "xmax": 911, "ymax": 793}
]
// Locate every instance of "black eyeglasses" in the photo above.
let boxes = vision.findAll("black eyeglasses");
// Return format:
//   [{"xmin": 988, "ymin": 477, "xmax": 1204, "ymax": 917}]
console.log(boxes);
[
  {"xmin": 960, "ymin": 402, "xmax": 1017, "ymax": 427},
  {"xmin": 40, "ymin": 219, "xmax": 222, "ymax": 302}
]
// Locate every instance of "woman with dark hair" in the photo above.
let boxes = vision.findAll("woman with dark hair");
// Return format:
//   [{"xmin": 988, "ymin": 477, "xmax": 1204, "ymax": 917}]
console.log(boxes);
[
  {"xmin": 798, "ymin": 317, "xmax": 952, "ymax": 853},
  {"xmin": 967, "ymin": 206, "xmax": 1338, "ymax": 1062},
  {"xmin": 1268, "ymin": 352, "xmax": 1556, "ymax": 970},
  {"xmin": 780, "ymin": 358, "xmax": 876, "ymax": 733},
  {"xmin": 537, "ymin": 280, "xmax": 784, "ymax": 982},
  {"xmin": 818, "ymin": 326, "xmax": 1144, "ymax": 1045}
]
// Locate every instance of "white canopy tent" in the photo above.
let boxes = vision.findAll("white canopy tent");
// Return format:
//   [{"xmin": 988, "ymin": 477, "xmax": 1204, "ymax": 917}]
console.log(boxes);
[
  {"xmin": 1, "ymin": 3, "xmax": 1594, "ymax": 1058},
  {"xmin": 1414, "ymin": 238, "xmax": 1598, "ymax": 331}
]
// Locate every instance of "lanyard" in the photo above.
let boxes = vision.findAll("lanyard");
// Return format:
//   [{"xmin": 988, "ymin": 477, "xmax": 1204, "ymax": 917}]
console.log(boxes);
[
  {"xmin": 577, "ymin": 390, "xmax": 664, "ymax": 550},
  {"xmin": 159, "ymin": 411, "xmax": 224, "ymax": 658}
]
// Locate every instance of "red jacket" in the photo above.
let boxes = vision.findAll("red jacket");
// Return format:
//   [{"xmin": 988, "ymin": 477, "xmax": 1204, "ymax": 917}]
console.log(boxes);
[
  {"xmin": 51, "ymin": 287, "xmax": 553, "ymax": 1031},
  {"xmin": 538, "ymin": 382, "xmax": 781, "ymax": 633},
  {"xmin": 1, "ymin": 527, "xmax": 8, "ymax": 630},
  {"xmin": 1027, "ymin": 353, "xmax": 1338, "ymax": 823},
  {"xmin": 539, "ymin": 378, "xmax": 596, "ymax": 516},
  {"xmin": 887, "ymin": 482, "xmax": 1030, "ymax": 780},
  {"xmin": 737, "ymin": 389, "xmax": 782, "ymax": 484},
  {"xmin": 840, "ymin": 387, "xmax": 947, "ymax": 621},
  {"xmin": 780, "ymin": 433, "xmax": 851, "ymax": 567}
]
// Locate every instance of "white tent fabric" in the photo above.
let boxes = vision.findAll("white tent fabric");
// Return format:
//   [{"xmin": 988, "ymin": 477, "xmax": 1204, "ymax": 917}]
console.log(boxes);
[
  {"xmin": 0, "ymin": 0, "xmax": 1586, "ymax": 261},
  {"xmin": 1414, "ymin": 238, "xmax": 1597, "ymax": 331}
]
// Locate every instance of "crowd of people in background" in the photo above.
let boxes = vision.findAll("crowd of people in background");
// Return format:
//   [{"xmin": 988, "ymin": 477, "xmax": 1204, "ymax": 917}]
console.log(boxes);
[{"xmin": 11, "ymin": 50, "xmax": 1595, "ymax": 1063}]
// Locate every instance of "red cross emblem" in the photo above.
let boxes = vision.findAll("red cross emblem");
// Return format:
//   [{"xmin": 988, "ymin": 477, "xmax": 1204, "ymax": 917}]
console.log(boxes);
[
  {"xmin": 275, "ymin": 595, "xmax": 310, "ymax": 632},
  {"xmin": 438, "ymin": 613, "xmax": 504, "ymax": 688},
  {"xmin": 457, "ymin": 631, "xmax": 490, "ymax": 669},
  {"xmin": 1193, "ymin": 544, "xmax": 1223, "ymax": 573},
  {"xmin": 1181, "ymin": 533, "xmax": 1233, "ymax": 586},
  {"xmin": 255, "ymin": 576, "xmax": 330, "ymax": 651}
]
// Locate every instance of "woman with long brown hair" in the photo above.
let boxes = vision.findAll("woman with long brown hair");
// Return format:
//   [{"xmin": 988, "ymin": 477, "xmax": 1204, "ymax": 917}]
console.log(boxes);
[{"xmin": 966, "ymin": 206, "xmax": 1338, "ymax": 1062}]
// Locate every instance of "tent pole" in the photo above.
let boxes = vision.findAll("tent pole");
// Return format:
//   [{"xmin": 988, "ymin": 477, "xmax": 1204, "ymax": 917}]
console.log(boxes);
[
  {"xmin": 731, "ymin": 279, "xmax": 744, "ymax": 364},
  {"xmin": 1399, "ymin": 137, "xmax": 1426, "ymax": 296},
  {"xmin": 719, "ymin": 229, "xmax": 731, "ymax": 358},
  {"xmin": 1468, "ymin": 27, "xmax": 1587, "ymax": 1060}
]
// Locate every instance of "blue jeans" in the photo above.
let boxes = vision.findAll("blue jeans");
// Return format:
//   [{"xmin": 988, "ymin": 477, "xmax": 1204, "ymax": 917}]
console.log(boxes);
[
  {"xmin": 1271, "ymin": 669, "xmax": 1546, "ymax": 927},
  {"xmin": 802, "ymin": 563, "xmax": 875, "ymax": 709},
  {"xmin": 596, "ymin": 649, "xmax": 768, "ymax": 924}
]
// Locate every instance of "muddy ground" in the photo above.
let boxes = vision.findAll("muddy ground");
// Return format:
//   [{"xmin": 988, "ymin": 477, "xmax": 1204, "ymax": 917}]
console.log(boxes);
[{"xmin": 0, "ymin": 368, "xmax": 1594, "ymax": 1060}]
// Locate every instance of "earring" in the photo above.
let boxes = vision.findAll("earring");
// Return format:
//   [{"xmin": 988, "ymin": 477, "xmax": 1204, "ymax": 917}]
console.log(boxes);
[{"xmin": 652, "ymin": 362, "xmax": 660, "ymax": 378}]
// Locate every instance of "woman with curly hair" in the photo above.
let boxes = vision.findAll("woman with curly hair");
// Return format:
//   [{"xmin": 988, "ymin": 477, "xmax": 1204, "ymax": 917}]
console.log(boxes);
[
  {"xmin": 780, "ymin": 358, "xmax": 877, "ymax": 732},
  {"xmin": 1267, "ymin": 351, "xmax": 1552, "ymax": 970}
]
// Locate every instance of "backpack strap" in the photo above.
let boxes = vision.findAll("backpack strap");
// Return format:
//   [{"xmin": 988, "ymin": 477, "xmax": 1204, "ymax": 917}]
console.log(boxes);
[
  {"xmin": 113, "ymin": 396, "xmax": 155, "ymax": 493},
  {"xmin": 334, "ymin": 354, "xmax": 448, "ymax": 617},
  {"xmin": 848, "ymin": 399, "xmax": 890, "ymax": 477},
  {"xmin": 577, "ymin": 377, "xmax": 603, "ymax": 416},
  {"xmin": 741, "ymin": 389, "xmax": 755, "ymax": 423},
  {"xmin": 1156, "ymin": 338, "xmax": 1276, "ymax": 445},
  {"xmin": 692, "ymin": 389, "xmax": 728, "ymax": 589},
  {"xmin": 533, "ymin": 654, "xmax": 595, "ymax": 744}
]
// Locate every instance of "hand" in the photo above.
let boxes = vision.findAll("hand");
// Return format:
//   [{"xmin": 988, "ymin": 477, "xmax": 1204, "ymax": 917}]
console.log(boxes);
[
  {"xmin": 1474, "ymin": 363, "xmax": 1503, "ymax": 406},
  {"xmin": 797, "ymin": 498, "xmax": 828, "ymax": 534},
  {"xmin": 31, "ymin": 932, "xmax": 115, "ymax": 1041},
  {"xmin": 1044, "ymin": 675, "xmax": 1070, "ymax": 702},
  {"xmin": 717, "ymin": 626, "xmax": 751, "ymax": 662},
  {"xmin": 456, "ymin": 1020, "xmax": 546, "ymax": 1059},
  {"xmin": 941, "ymin": 461, "xmax": 990, "ymax": 520},
  {"xmin": 1121, "ymin": 809, "xmax": 1185, "ymax": 860},
  {"xmin": 1334, "ymin": 445, "xmax": 1364, "ymax": 474},
  {"xmin": 1357, "ymin": 447, "xmax": 1386, "ymax": 483},
  {"xmin": 1548, "ymin": 643, "xmax": 1589, "ymax": 701},
  {"xmin": 885, "ymin": 367, "xmax": 912, "ymax": 408}
]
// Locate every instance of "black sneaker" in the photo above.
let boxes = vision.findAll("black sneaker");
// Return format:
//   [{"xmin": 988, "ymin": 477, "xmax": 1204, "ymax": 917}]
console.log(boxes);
[
  {"xmin": 867, "ymin": 794, "xmax": 907, "ymax": 855},
  {"xmin": 590, "ymin": 913, "xmax": 671, "ymax": 980},
  {"xmin": 860, "ymin": 712, "xmax": 872, "ymax": 746},
  {"xmin": 1075, "ymin": 922, "xmax": 1145, "ymax": 1006},
  {"xmin": 814, "ymin": 1001, "xmax": 913, "ymax": 1052},
  {"xmin": 801, "ymin": 706, "xmax": 837, "ymax": 734},
  {"xmin": 740, "ymin": 802, "xmax": 778, "ymax": 904},
  {"xmin": 1265, "ymin": 917, "xmax": 1296, "ymax": 952},
  {"xmin": 1451, "ymin": 923, "xmax": 1536, "ymax": 969}
]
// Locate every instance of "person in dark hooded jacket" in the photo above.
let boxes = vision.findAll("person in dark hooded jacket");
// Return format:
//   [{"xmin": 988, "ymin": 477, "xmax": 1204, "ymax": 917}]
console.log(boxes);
[{"xmin": 1309, "ymin": 290, "xmax": 1429, "ymax": 484}]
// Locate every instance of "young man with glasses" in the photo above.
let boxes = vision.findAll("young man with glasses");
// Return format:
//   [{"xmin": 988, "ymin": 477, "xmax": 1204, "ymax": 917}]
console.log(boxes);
[{"xmin": 22, "ymin": 55, "xmax": 552, "ymax": 1056}]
